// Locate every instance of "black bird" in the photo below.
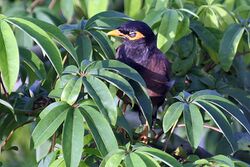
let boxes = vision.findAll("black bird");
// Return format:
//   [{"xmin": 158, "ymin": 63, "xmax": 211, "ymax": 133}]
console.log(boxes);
[{"xmin": 107, "ymin": 21, "xmax": 172, "ymax": 139}]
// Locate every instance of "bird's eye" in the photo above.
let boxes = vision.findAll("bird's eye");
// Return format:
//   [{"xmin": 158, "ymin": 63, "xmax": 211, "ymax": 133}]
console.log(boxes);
[{"xmin": 129, "ymin": 31, "xmax": 136, "ymax": 37}]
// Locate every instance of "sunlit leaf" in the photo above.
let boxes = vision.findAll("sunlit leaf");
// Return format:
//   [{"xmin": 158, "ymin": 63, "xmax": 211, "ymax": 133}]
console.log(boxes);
[{"xmin": 0, "ymin": 20, "xmax": 19, "ymax": 93}]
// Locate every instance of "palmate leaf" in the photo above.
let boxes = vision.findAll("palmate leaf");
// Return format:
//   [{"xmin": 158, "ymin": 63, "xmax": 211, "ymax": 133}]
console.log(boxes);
[
  {"xmin": 79, "ymin": 105, "xmax": 119, "ymax": 157},
  {"xmin": 32, "ymin": 102, "xmax": 70, "ymax": 148},
  {"xmin": 82, "ymin": 76, "xmax": 117, "ymax": 126},
  {"xmin": 193, "ymin": 100, "xmax": 237, "ymax": 151},
  {"xmin": 62, "ymin": 108, "xmax": 84, "ymax": 167},
  {"xmin": 5, "ymin": 17, "xmax": 63, "ymax": 75},
  {"xmin": 0, "ymin": 20, "xmax": 19, "ymax": 93},
  {"xmin": 196, "ymin": 95, "xmax": 250, "ymax": 134}
]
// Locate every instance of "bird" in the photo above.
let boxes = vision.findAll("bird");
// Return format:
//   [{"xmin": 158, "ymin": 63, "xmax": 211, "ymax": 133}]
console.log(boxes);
[{"xmin": 107, "ymin": 21, "xmax": 172, "ymax": 141}]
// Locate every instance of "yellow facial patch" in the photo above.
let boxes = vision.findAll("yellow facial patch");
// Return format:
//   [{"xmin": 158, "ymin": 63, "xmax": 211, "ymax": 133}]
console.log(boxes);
[{"xmin": 107, "ymin": 30, "xmax": 145, "ymax": 40}]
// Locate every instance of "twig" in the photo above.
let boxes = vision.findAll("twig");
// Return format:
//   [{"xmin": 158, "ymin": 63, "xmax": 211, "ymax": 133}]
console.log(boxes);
[
  {"xmin": 49, "ymin": 133, "xmax": 57, "ymax": 153},
  {"xmin": 0, "ymin": 119, "xmax": 35, "ymax": 151},
  {"xmin": 48, "ymin": 0, "xmax": 57, "ymax": 9},
  {"xmin": 176, "ymin": 123, "xmax": 222, "ymax": 133}
]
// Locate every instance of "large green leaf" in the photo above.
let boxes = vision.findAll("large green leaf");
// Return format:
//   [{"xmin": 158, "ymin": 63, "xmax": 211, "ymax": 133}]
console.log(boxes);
[
  {"xmin": 0, "ymin": 99, "xmax": 14, "ymax": 115},
  {"xmin": 82, "ymin": 76, "xmax": 117, "ymax": 125},
  {"xmin": 129, "ymin": 80, "xmax": 153, "ymax": 126},
  {"xmin": 100, "ymin": 149, "xmax": 125, "ymax": 167},
  {"xmin": 124, "ymin": 0, "xmax": 142, "ymax": 18},
  {"xmin": 86, "ymin": 60, "xmax": 146, "ymax": 87},
  {"xmin": 0, "ymin": 20, "xmax": 19, "ymax": 93},
  {"xmin": 163, "ymin": 102, "xmax": 184, "ymax": 133},
  {"xmin": 143, "ymin": 9, "xmax": 165, "ymax": 27},
  {"xmin": 32, "ymin": 103, "xmax": 69, "ymax": 148},
  {"xmin": 157, "ymin": 9, "xmax": 179, "ymax": 53},
  {"xmin": 183, "ymin": 103, "xmax": 203, "ymax": 149},
  {"xmin": 79, "ymin": 106, "xmax": 118, "ymax": 157},
  {"xmin": 60, "ymin": 0, "xmax": 74, "ymax": 21},
  {"xmin": 6, "ymin": 17, "xmax": 63, "ymax": 75},
  {"xmin": 62, "ymin": 108, "xmax": 84, "ymax": 167},
  {"xmin": 23, "ymin": 17, "xmax": 78, "ymax": 66},
  {"xmin": 88, "ymin": 30, "xmax": 115, "ymax": 59},
  {"xmin": 39, "ymin": 101, "xmax": 70, "ymax": 119},
  {"xmin": 125, "ymin": 152, "xmax": 147, "ymax": 167},
  {"xmin": 89, "ymin": 69, "xmax": 135, "ymax": 106},
  {"xmin": 86, "ymin": 0, "xmax": 109, "ymax": 18},
  {"xmin": 85, "ymin": 11, "xmax": 130, "ymax": 29},
  {"xmin": 76, "ymin": 33, "xmax": 93, "ymax": 62},
  {"xmin": 135, "ymin": 146, "xmax": 182, "ymax": 167},
  {"xmin": 61, "ymin": 77, "xmax": 82, "ymax": 105},
  {"xmin": 135, "ymin": 152, "xmax": 160, "ymax": 167},
  {"xmin": 19, "ymin": 48, "xmax": 46, "ymax": 80},
  {"xmin": 219, "ymin": 24, "xmax": 244, "ymax": 71},
  {"xmin": 197, "ymin": 95, "xmax": 250, "ymax": 134},
  {"xmin": 194, "ymin": 100, "xmax": 237, "ymax": 151}
]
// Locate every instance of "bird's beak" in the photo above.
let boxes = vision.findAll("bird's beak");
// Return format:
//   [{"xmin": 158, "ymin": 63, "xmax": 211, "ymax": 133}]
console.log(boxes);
[{"xmin": 107, "ymin": 29, "xmax": 124, "ymax": 37}]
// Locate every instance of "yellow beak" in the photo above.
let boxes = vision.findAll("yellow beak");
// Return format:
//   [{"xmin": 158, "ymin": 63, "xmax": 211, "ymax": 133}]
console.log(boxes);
[{"xmin": 107, "ymin": 29, "xmax": 124, "ymax": 37}]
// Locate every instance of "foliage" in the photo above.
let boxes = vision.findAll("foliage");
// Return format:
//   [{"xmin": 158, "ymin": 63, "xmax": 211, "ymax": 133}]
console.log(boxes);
[{"xmin": 0, "ymin": 0, "xmax": 250, "ymax": 166}]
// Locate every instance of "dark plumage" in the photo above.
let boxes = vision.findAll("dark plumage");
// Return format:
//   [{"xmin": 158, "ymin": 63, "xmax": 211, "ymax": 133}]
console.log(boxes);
[{"xmin": 108, "ymin": 21, "xmax": 171, "ymax": 109}]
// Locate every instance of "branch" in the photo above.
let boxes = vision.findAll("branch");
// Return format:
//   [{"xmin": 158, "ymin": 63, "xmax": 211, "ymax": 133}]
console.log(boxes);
[
  {"xmin": 48, "ymin": 0, "xmax": 57, "ymax": 9},
  {"xmin": 176, "ymin": 123, "xmax": 222, "ymax": 133}
]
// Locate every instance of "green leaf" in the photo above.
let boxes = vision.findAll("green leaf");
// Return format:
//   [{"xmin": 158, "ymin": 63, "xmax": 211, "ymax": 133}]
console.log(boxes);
[
  {"xmin": 89, "ymin": 69, "xmax": 135, "ymax": 106},
  {"xmin": 116, "ymin": 109, "xmax": 133, "ymax": 139},
  {"xmin": 100, "ymin": 149, "xmax": 125, "ymax": 167},
  {"xmin": 124, "ymin": 0, "xmax": 143, "ymax": 18},
  {"xmin": 85, "ymin": 11, "xmax": 130, "ymax": 29},
  {"xmin": 190, "ymin": 21, "xmax": 219, "ymax": 57},
  {"xmin": 19, "ymin": 47, "xmax": 47, "ymax": 80},
  {"xmin": 219, "ymin": 24, "xmax": 244, "ymax": 71},
  {"xmin": 82, "ymin": 76, "xmax": 117, "ymax": 125},
  {"xmin": 88, "ymin": 30, "xmax": 115, "ymax": 59},
  {"xmin": 50, "ymin": 158, "xmax": 66, "ymax": 167},
  {"xmin": 60, "ymin": 0, "xmax": 74, "ymax": 20},
  {"xmin": 163, "ymin": 102, "xmax": 184, "ymax": 133},
  {"xmin": 86, "ymin": 0, "xmax": 109, "ymax": 18},
  {"xmin": 135, "ymin": 152, "xmax": 160, "ymax": 167},
  {"xmin": 6, "ymin": 17, "xmax": 63, "ymax": 75},
  {"xmin": 125, "ymin": 152, "xmax": 147, "ymax": 167},
  {"xmin": 79, "ymin": 106, "xmax": 118, "ymax": 157},
  {"xmin": 23, "ymin": 17, "xmax": 78, "ymax": 66},
  {"xmin": 197, "ymin": 95, "xmax": 250, "ymax": 134},
  {"xmin": 135, "ymin": 146, "xmax": 182, "ymax": 167},
  {"xmin": 194, "ymin": 100, "xmax": 237, "ymax": 151},
  {"xmin": 86, "ymin": 60, "xmax": 146, "ymax": 87},
  {"xmin": 76, "ymin": 33, "xmax": 93, "ymax": 62},
  {"xmin": 63, "ymin": 108, "xmax": 84, "ymax": 167},
  {"xmin": 39, "ymin": 102, "xmax": 69, "ymax": 119},
  {"xmin": 183, "ymin": 104, "xmax": 203, "ymax": 149},
  {"xmin": 0, "ymin": 20, "xmax": 19, "ymax": 93},
  {"xmin": 32, "ymin": 103, "xmax": 69, "ymax": 148},
  {"xmin": 61, "ymin": 77, "xmax": 82, "ymax": 105},
  {"xmin": 129, "ymin": 80, "xmax": 153, "ymax": 127},
  {"xmin": 157, "ymin": 9, "xmax": 179, "ymax": 53},
  {"xmin": 143, "ymin": 9, "xmax": 165, "ymax": 27}
]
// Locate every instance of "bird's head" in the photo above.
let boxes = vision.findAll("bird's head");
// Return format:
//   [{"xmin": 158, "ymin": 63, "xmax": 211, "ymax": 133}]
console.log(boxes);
[{"xmin": 107, "ymin": 21, "xmax": 156, "ymax": 46}]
